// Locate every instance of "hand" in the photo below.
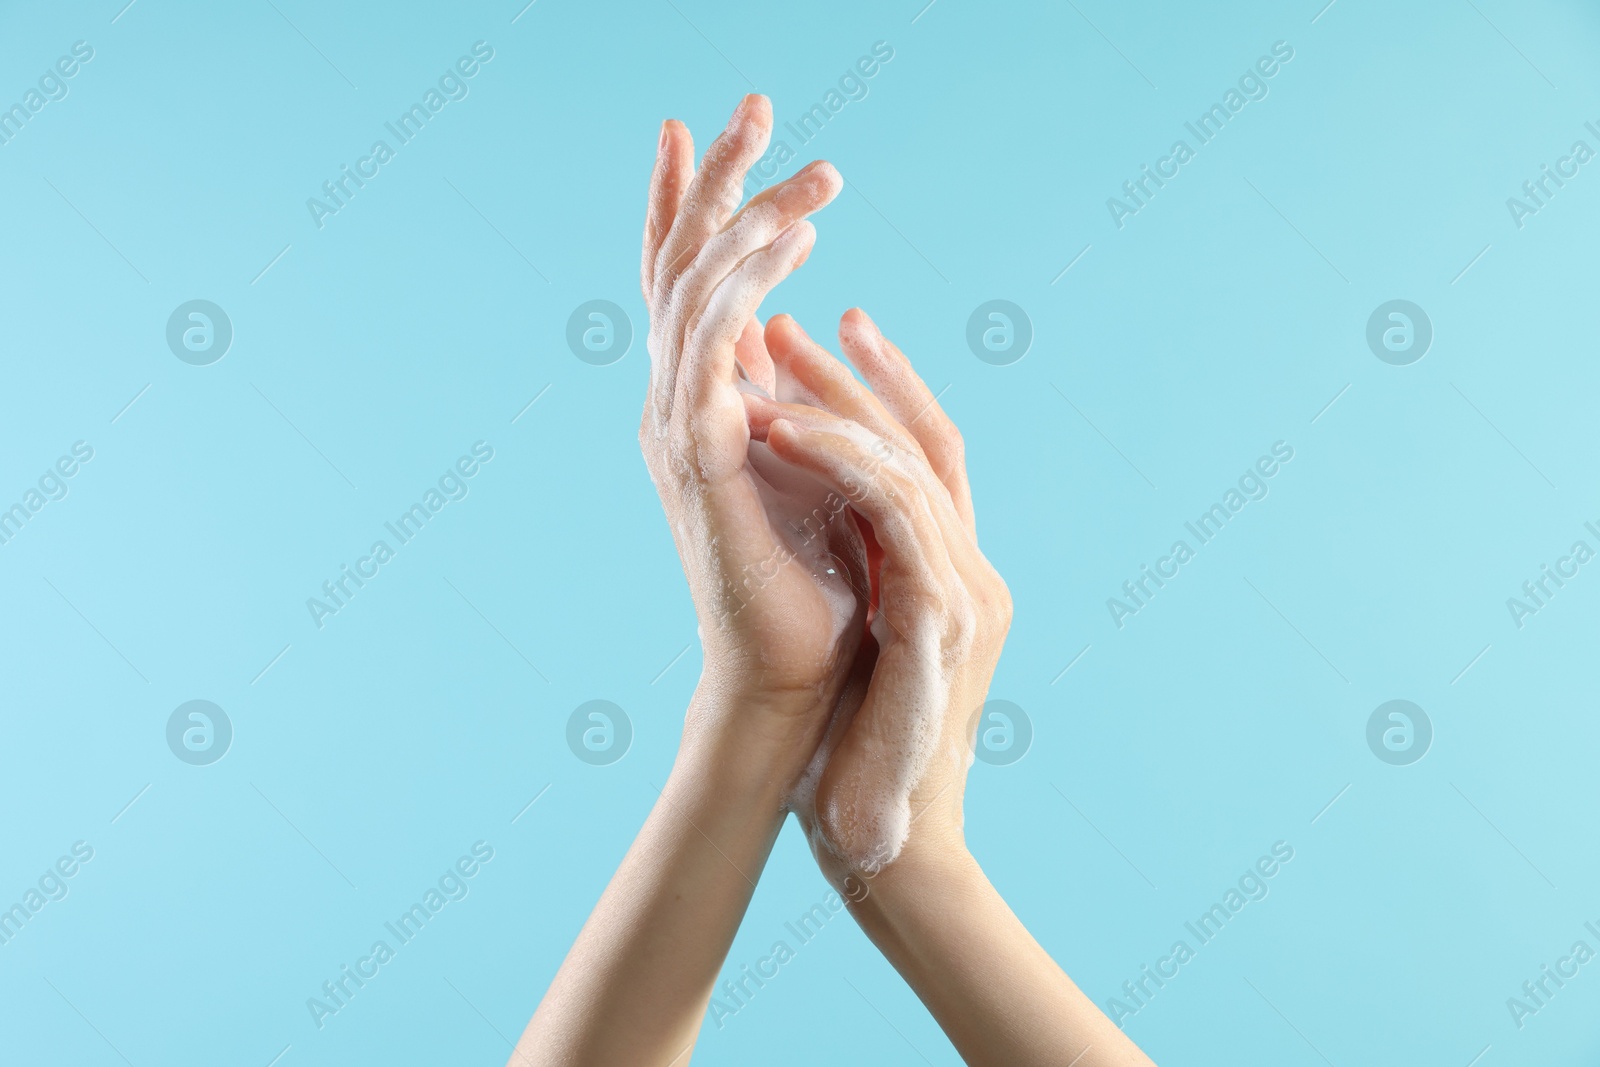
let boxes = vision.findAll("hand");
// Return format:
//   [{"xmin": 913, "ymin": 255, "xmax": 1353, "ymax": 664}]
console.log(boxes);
[
  {"xmin": 744, "ymin": 309, "xmax": 1012, "ymax": 875},
  {"xmin": 520, "ymin": 99, "xmax": 1150, "ymax": 1067},
  {"xmin": 639, "ymin": 95, "xmax": 861, "ymax": 768},
  {"xmin": 512, "ymin": 103, "xmax": 861, "ymax": 1067}
]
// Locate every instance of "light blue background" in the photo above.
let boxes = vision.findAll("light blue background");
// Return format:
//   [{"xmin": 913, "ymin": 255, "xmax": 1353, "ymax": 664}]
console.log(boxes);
[{"xmin": 2, "ymin": 0, "xmax": 1598, "ymax": 1064}]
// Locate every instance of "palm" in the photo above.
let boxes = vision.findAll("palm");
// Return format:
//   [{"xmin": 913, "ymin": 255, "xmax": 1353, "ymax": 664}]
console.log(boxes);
[{"xmin": 688, "ymin": 425, "xmax": 866, "ymax": 697}]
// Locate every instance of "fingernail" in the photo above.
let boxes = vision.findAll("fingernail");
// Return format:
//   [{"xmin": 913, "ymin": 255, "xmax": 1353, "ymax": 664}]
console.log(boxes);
[
  {"xmin": 734, "ymin": 94, "xmax": 767, "ymax": 126},
  {"xmin": 659, "ymin": 122, "xmax": 670, "ymax": 152}
]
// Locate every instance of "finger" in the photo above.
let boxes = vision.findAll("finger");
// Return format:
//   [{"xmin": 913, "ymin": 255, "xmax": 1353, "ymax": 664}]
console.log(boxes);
[
  {"xmin": 736, "ymin": 157, "xmax": 840, "ymax": 219},
  {"xmin": 677, "ymin": 221, "xmax": 815, "ymax": 425},
  {"xmin": 763, "ymin": 313, "xmax": 921, "ymax": 457},
  {"xmin": 838, "ymin": 308, "xmax": 975, "ymax": 534},
  {"xmin": 660, "ymin": 161, "xmax": 840, "ymax": 380},
  {"xmin": 761, "ymin": 415, "xmax": 959, "ymax": 638},
  {"xmin": 762, "ymin": 314, "xmax": 972, "ymax": 548},
  {"xmin": 744, "ymin": 391, "xmax": 968, "ymax": 560},
  {"xmin": 734, "ymin": 318, "xmax": 776, "ymax": 395},
  {"xmin": 653, "ymin": 94, "xmax": 772, "ymax": 301},
  {"xmin": 641, "ymin": 120, "xmax": 693, "ymax": 300},
  {"xmin": 742, "ymin": 391, "xmax": 841, "ymax": 442},
  {"xmin": 764, "ymin": 414, "xmax": 967, "ymax": 878}
]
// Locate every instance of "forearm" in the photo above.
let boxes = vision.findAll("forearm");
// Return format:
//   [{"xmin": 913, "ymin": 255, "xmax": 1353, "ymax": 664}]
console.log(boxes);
[
  {"xmin": 849, "ymin": 831, "xmax": 1155, "ymax": 1067},
  {"xmin": 512, "ymin": 690, "xmax": 802, "ymax": 1067}
]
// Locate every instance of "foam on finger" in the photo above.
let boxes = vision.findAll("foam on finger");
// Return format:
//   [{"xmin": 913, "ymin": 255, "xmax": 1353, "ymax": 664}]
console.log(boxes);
[
  {"xmin": 651, "ymin": 95, "xmax": 773, "ymax": 296},
  {"xmin": 675, "ymin": 222, "xmax": 815, "ymax": 473},
  {"xmin": 838, "ymin": 310, "xmax": 924, "ymax": 425}
]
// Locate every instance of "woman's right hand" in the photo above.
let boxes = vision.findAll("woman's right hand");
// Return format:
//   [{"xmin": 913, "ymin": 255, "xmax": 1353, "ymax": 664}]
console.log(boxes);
[
  {"xmin": 748, "ymin": 315, "xmax": 1157, "ymax": 1067},
  {"xmin": 744, "ymin": 309, "xmax": 1013, "ymax": 876}
]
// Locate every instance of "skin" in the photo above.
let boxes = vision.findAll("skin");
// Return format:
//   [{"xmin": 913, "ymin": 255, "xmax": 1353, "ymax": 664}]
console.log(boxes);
[{"xmin": 509, "ymin": 96, "xmax": 1156, "ymax": 1067}]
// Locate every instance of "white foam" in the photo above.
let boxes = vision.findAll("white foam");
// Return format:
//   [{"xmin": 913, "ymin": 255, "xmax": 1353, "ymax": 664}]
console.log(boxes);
[
  {"xmin": 755, "ymin": 373, "xmax": 963, "ymax": 875},
  {"xmin": 825, "ymin": 614, "xmax": 953, "ymax": 874},
  {"xmin": 838, "ymin": 317, "xmax": 933, "ymax": 449}
]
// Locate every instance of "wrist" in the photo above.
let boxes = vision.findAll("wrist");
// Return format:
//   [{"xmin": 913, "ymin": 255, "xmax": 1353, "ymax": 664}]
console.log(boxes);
[
  {"xmin": 849, "ymin": 822, "xmax": 976, "ymax": 906},
  {"xmin": 672, "ymin": 681, "xmax": 825, "ymax": 806},
  {"xmin": 844, "ymin": 832, "xmax": 987, "ymax": 960}
]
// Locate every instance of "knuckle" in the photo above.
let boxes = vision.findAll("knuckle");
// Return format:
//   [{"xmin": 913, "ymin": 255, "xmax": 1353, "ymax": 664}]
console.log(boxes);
[
  {"xmin": 655, "ymin": 243, "xmax": 699, "ymax": 300},
  {"xmin": 876, "ymin": 466, "xmax": 919, "ymax": 508},
  {"xmin": 944, "ymin": 602, "xmax": 978, "ymax": 651},
  {"xmin": 939, "ymin": 425, "xmax": 966, "ymax": 466},
  {"xmin": 664, "ymin": 428, "xmax": 694, "ymax": 469},
  {"xmin": 947, "ymin": 426, "xmax": 966, "ymax": 458},
  {"xmin": 878, "ymin": 422, "xmax": 922, "ymax": 464},
  {"xmin": 730, "ymin": 202, "xmax": 779, "ymax": 244},
  {"xmin": 884, "ymin": 577, "xmax": 943, "ymax": 624},
  {"xmin": 985, "ymin": 573, "xmax": 1014, "ymax": 630}
]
